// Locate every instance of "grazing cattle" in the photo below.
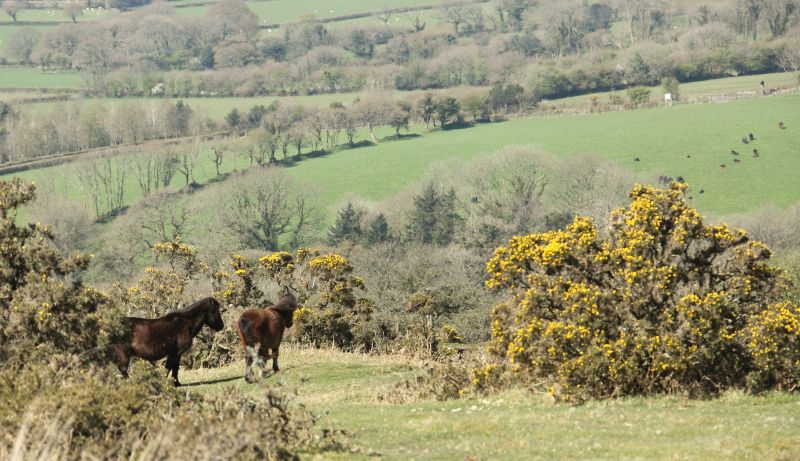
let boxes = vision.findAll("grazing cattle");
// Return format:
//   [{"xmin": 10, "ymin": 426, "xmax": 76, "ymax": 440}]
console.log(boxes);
[
  {"xmin": 719, "ymin": 164, "xmax": 726, "ymax": 169},
  {"xmin": 753, "ymin": 149, "xmax": 759, "ymax": 157},
  {"xmin": 749, "ymin": 133, "xmax": 755, "ymax": 141},
  {"xmin": 686, "ymin": 155, "xmax": 691, "ymax": 158},
  {"xmin": 113, "ymin": 297, "xmax": 224, "ymax": 386},
  {"xmin": 676, "ymin": 176, "xmax": 685, "ymax": 183},
  {"xmin": 470, "ymin": 196, "xmax": 478, "ymax": 204},
  {"xmin": 731, "ymin": 150, "xmax": 739, "ymax": 156},
  {"xmin": 779, "ymin": 121, "xmax": 785, "ymax": 130},
  {"xmin": 634, "ymin": 157, "xmax": 640, "ymax": 162},
  {"xmin": 734, "ymin": 158, "xmax": 741, "ymax": 163},
  {"xmin": 237, "ymin": 287, "xmax": 298, "ymax": 383},
  {"xmin": 699, "ymin": 188, "xmax": 705, "ymax": 194},
  {"xmin": 741, "ymin": 137, "xmax": 749, "ymax": 144}
]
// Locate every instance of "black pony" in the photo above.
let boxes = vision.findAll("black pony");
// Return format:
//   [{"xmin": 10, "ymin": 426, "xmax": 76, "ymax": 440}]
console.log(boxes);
[{"xmin": 113, "ymin": 297, "xmax": 224, "ymax": 385}]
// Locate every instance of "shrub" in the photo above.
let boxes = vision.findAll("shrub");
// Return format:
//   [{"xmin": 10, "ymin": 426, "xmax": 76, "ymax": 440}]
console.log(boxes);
[
  {"xmin": 626, "ymin": 86, "xmax": 651, "ymax": 105},
  {"xmin": 213, "ymin": 248, "xmax": 381, "ymax": 351},
  {"xmin": 0, "ymin": 179, "xmax": 126, "ymax": 365},
  {"xmin": 0, "ymin": 360, "xmax": 344, "ymax": 459},
  {"xmin": 485, "ymin": 182, "xmax": 799, "ymax": 401}
]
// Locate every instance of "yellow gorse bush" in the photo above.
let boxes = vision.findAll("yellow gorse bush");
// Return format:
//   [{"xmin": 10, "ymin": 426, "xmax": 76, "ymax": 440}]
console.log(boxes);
[{"xmin": 486, "ymin": 182, "xmax": 800, "ymax": 400}]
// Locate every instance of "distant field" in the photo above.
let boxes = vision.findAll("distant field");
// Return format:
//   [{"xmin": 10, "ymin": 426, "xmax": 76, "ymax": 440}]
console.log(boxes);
[
  {"xmin": 0, "ymin": 68, "xmax": 81, "ymax": 89},
  {"xmin": 22, "ymin": 93, "xmax": 365, "ymax": 118},
  {"xmin": 8, "ymin": 92, "xmax": 799, "ymax": 223},
  {"xmin": 286, "ymin": 94, "xmax": 800, "ymax": 217},
  {"xmin": 546, "ymin": 72, "xmax": 800, "ymax": 108},
  {"xmin": 19, "ymin": 86, "xmax": 476, "ymax": 118},
  {"xmin": 182, "ymin": 347, "xmax": 800, "ymax": 461},
  {"xmin": 4, "ymin": 7, "xmax": 109, "ymax": 22},
  {"xmin": 175, "ymin": 0, "xmax": 437, "ymax": 23}
]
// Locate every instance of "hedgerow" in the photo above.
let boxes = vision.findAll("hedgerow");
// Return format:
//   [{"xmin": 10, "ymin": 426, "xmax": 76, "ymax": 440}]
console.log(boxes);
[{"xmin": 485, "ymin": 183, "xmax": 800, "ymax": 401}]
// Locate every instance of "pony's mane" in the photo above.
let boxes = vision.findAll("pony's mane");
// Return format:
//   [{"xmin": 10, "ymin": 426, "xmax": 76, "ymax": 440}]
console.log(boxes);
[{"xmin": 166, "ymin": 297, "xmax": 215, "ymax": 318}]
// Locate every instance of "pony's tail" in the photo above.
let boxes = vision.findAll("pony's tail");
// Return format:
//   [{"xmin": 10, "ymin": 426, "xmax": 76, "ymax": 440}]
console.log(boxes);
[{"xmin": 238, "ymin": 317, "xmax": 257, "ymax": 346}]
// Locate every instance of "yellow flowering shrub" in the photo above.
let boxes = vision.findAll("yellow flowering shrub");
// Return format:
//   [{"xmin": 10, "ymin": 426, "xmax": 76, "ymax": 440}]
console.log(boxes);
[
  {"xmin": 211, "ymin": 253, "xmax": 264, "ymax": 308},
  {"xmin": 0, "ymin": 179, "xmax": 126, "ymax": 364},
  {"xmin": 122, "ymin": 236, "xmax": 209, "ymax": 317},
  {"xmin": 486, "ymin": 182, "xmax": 798, "ymax": 400},
  {"xmin": 257, "ymin": 249, "xmax": 377, "ymax": 350}
]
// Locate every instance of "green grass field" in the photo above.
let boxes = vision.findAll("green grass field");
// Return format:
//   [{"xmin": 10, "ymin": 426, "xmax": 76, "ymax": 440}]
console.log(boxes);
[
  {"xmin": 0, "ymin": 67, "xmax": 81, "ymax": 88},
  {"xmin": 175, "ymin": 0, "xmax": 436, "ymax": 23},
  {"xmin": 22, "ymin": 92, "xmax": 366, "ymax": 118},
  {"xmin": 285, "ymin": 93, "xmax": 800, "ymax": 216},
  {"xmin": 5, "ymin": 92, "xmax": 800, "ymax": 222},
  {"xmin": 550, "ymin": 72, "xmax": 800, "ymax": 108},
  {"xmin": 8, "ymin": 7, "xmax": 109, "ymax": 22},
  {"xmin": 181, "ymin": 347, "xmax": 800, "ymax": 460}
]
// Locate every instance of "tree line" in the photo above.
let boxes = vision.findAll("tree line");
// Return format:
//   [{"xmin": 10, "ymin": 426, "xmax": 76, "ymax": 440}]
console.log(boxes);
[{"xmin": 3, "ymin": 0, "xmax": 798, "ymax": 100}]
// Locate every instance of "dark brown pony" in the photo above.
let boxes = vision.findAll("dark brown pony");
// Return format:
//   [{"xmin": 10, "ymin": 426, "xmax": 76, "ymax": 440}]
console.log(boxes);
[
  {"xmin": 113, "ymin": 296, "xmax": 224, "ymax": 385},
  {"xmin": 237, "ymin": 287, "xmax": 298, "ymax": 383}
]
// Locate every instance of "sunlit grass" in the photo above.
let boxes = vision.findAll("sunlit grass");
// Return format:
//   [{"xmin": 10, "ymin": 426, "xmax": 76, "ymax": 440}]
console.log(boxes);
[{"xmin": 182, "ymin": 347, "xmax": 800, "ymax": 461}]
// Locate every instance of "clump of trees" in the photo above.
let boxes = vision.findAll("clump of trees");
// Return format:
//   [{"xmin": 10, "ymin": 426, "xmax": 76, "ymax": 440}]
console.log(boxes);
[{"xmin": 484, "ymin": 182, "xmax": 800, "ymax": 401}]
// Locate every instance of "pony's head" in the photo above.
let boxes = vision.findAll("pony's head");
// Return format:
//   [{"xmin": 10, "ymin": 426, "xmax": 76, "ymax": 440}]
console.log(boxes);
[
  {"xmin": 205, "ymin": 297, "xmax": 225, "ymax": 331},
  {"xmin": 276, "ymin": 286, "xmax": 298, "ymax": 311}
]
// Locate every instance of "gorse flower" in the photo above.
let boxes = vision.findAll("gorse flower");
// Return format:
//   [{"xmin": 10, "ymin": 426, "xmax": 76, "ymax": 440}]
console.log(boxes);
[{"xmin": 485, "ymin": 182, "xmax": 800, "ymax": 401}]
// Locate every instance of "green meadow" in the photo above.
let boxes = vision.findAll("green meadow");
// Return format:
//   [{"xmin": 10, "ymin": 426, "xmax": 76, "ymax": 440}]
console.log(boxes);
[
  {"xmin": 286, "ymin": 93, "xmax": 800, "ymax": 216},
  {"xmin": 181, "ymin": 347, "xmax": 800, "ymax": 461},
  {"xmin": 0, "ymin": 67, "xmax": 82, "ymax": 89},
  {"xmin": 5, "ymin": 92, "xmax": 800, "ymax": 220},
  {"xmin": 175, "ymin": 0, "xmax": 436, "ymax": 23},
  {"xmin": 6, "ymin": 7, "xmax": 109, "ymax": 22}
]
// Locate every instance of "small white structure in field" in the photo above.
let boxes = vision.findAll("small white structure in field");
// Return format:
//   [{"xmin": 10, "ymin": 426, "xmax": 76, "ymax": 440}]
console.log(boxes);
[{"xmin": 664, "ymin": 93, "xmax": 673, "ymax": 106}]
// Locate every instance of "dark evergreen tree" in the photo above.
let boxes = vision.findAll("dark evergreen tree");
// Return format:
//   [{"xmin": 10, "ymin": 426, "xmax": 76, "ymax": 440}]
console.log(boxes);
[
  {"xmin": 406, "ymin": 184, "xmax": 462, "ymax": 245},
  {"xmin": 365, "ymin": 213, "xmax": 391, "ymax": 244},
  {"xmin": 225, "ymin": 108, "xmax": 241, "ymax": 133},
  {"xmin": 247, "ymin": 105, "xmax": 269, "ymax": 129},
  {"xmin": 327, "ymin": 202, "xmax": 365, "ymax": 245},
  {"xmin": 167, "ymin": 100, "xmax": 193, "ymax": 137}
]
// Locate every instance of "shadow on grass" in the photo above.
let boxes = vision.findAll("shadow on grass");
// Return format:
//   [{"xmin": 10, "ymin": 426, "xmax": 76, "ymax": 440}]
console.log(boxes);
[
  {"xmin": 441, "ymin": 120, "xmax": 476, "ymax": 131},
  {"xmin": 381, "ymin": 133, "xmax": 421, "ymax": 142},
  {"xmin": 182, "ymin": 375, "xmax": 242, "ymax": 387}
]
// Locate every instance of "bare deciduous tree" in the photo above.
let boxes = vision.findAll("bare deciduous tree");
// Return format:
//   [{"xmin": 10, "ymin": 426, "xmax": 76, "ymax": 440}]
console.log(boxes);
[
  {"xmin": 2, "ymin": 0, "xmax": 23, "ymax": 22},
  {"xmin": 75, "ymin": 154, "xmax": 128, "ymax": 217},
  {"xmin": 406, "ymin": 8, "xmax": 426, "ymax": 31},
  {"xmin": 212, "ymin": 146, "xmax": 225, "ymax": 176},
  {"xmin": 136, "ymin": 191, "xmax": 193, "ymax": 249},
  {"xmin": 222, "ymin": 169, "xmax": 321, "ymax": 250}
]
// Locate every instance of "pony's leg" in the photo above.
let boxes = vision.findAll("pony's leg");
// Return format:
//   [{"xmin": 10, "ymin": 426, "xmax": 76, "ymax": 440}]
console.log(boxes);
[
  {"xmin": 166, "ymin": 353, "xmax": 181, "ymax": 386},
  {"xmin": 272, "ymin": 346, "xmax": 280, "ymax": 373},
  {"xmin": 257, "ymin": 344, "xmax": 270, "ymax": 379},
  {"xmin": 244, "ymin": 346, "xmax": 255, "ymax": 383},
  {"xmin": 115, "ymin": 345, "xmax": 131, "ymax": 378}
]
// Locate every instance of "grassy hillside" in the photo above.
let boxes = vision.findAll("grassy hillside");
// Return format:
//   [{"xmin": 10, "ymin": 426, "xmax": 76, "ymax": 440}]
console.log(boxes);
[
  {"xmin": 5, "ymin": 92, "xmax": 799, "ymax": 222},
  {"xmin": 287, "ymin": 93, "xmax": 800, "ymax": 216},
  {"xmin": 182, "ymin": 347, "xmax": 800, "ymax": 460}
]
